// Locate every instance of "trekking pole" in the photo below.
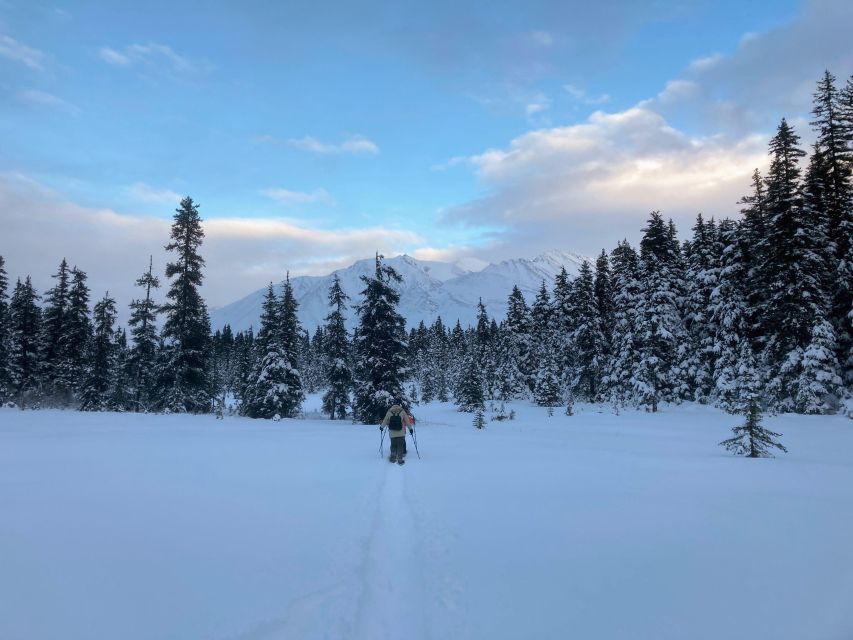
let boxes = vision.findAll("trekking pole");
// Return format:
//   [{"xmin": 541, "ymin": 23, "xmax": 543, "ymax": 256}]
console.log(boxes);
[
  {"xmin": 410, "ymin": 428, "xmax": 421, "ymax": 459},
  {"xmin": 379, "ymin": 426, "xmax": 386, "ymax": 458}
]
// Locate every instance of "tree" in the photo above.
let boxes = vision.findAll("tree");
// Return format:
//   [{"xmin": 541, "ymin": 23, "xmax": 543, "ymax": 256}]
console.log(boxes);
[
  {"xmin": 80, "ymin": 292, "xmax": 118, "ymax": 411},
  {"xmin": 455, "ymin": 350, "xmax": 484, "ymax": 412},
  {"xmin": 570, "ymin": 261, "xmax": 606, "ymax": 401},
  {"xmin": 39, "ymin": 258, "xmax": 72, "ymax": 404},
  {"xmin": 160, "ymin": 196, "xmax": 211, "ymax": 413},
  {"xmin": 64, "ymin": 268, "xmax": 92, "ymax": 398},
  {"xmin": 0, "ymin": 256, "xmax": 10, "ymax": 403},
  {"xmin": 604, "ymin": 241, "xmax": 642, "ymax": 408},
  {"xmin": 128, "ymin": 257, "xmax": 160, "ymax": 412},
  {"xmin": 353, "ymin": 254, "xmax": 408, "ymax": 423},
  {"xmin": 322, "ymin": 274, "xmax": 352, "ymax": 420},
  {"xmin": 534, "ymin": 349, "xmax": 562, "ymax": 408},
  {"xmin": 8, "ymin": 277, "xmax": 41, "ymax": 405}
]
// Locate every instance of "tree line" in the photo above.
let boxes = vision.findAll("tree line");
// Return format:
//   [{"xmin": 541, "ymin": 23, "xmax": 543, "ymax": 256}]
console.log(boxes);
[{"xmin": 0, "ymin": 70, "xmax": 851, "ymax": 420}]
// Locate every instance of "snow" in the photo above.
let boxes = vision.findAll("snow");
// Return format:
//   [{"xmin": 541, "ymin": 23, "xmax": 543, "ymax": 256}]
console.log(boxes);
[
  {"xmin": 209, "ymin": 251, "xmax": 590, "ymax": 333},
  {"xmin": 1, "ymin": 401, "xmax": 852, "ymax": 640}
]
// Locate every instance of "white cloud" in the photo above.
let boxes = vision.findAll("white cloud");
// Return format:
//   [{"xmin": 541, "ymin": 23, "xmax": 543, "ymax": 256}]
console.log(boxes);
[
  {"xmin": 99, "ymin": 42, "xmax": 203, "ymax": 75},
  {"xmin": 261, "ymin": 187, "xmax": 335, "ymax": 206},
  {"xmin": 99, "ymin": 47, "xmax": 131, "ymax": 66},
  {"xmin": 128, "ymin": 182, "xmax": 182, "ymax": 204},
  {"xmin": 0, "ymin": 173, "xmax": 424, "ymax": 310},
  {"xmin": 564, "ymin": 83, "xmax": 611, "ymax": 105},
  {"xmin": 285, "ymin": 134, "xmax": 380, "ymax": 155},
  {"xmin": 443, "ymin": 106, "xmax": 767, "ymax": 254},
  {"xmin": 0, "ymin": 34, "xmax": 45, "ymax": 70},
  {"xmin": 17, "ymin": 89, "xmax": 80, "ymax": 114}
]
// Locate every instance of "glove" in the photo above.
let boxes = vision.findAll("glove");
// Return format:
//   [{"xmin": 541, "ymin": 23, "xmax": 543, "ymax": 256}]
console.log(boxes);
[
  {"xmin": 409, "ymin": 428, "xmax": 414, "ymax": 434},
  {"xmin": 379, "ymin": 425, "xmax": 384, "ymax": 432}
]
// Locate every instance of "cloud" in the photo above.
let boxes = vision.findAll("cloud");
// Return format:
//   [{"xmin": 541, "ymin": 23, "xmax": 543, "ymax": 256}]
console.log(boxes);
[
  {"xmin": 442, "ymin": 106, "xmax": 767, "ymax": 254},
  {"xmin": 17, "ymin": 89, "xmax": 80, "ymax": 114},
  {"xmin": 261, "ymin": 187, "xmax": 335, "ymax": 206},
  {"xmin": 0, "ymin": 173, "xmax": 425, "ymax": 311},
  {"xmin": 564, "ymin": 83, "xmax": 611, "ymax": 105},
  {"xmin": 99, "ymin": 42, "xmax": 204, "ymax": 75},
  {"xmin": 128, "ymin": 182, "xmax": 183, "ymax": 204},
  {"xmin": 284, "ymin": 134, "xmax": 380, "ymax": 155},
  {"xmin": 0, "ymin": 34, "xmax": 46, "ymax": 70}
]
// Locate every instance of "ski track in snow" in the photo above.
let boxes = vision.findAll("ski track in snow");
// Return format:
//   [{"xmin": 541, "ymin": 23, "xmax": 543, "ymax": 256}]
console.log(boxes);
[{"xmin": 353, "ymin": 461, "xmax": 428, "ymax": 640}]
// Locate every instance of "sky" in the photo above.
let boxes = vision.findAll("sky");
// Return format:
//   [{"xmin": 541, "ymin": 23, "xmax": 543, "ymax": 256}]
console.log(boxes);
[{"xmin": 1, "ymin": 0, "xmax": 851, "ymax": 308}]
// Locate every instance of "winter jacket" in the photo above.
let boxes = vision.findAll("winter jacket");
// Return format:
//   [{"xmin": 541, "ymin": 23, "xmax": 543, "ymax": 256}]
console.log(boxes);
[{"xmin": 381, "ymin": 405, "xmax": 412, "ymax": 438}]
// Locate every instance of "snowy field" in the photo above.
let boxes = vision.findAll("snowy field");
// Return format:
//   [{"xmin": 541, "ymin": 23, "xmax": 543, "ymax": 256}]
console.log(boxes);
[{"xmin": 1, "ymin": 401, "xmax": 852, "ymax": 640}]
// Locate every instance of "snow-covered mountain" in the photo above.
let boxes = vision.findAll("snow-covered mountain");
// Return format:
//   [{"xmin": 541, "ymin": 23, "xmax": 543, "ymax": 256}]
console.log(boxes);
[{"xmin": 209, "ymin": 250, "xmax": 590, "ymax": 333}]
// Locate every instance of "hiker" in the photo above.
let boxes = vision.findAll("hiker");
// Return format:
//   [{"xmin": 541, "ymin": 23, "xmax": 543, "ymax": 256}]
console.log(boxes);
[{"xmin": 380, "ymin": 399, "xmax": 414, "ymax": 465}]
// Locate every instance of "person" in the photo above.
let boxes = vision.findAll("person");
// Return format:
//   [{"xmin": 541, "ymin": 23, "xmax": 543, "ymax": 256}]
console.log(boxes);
[{"xmin": 380, "ymin": 399, "xmax": 414, "ymax": 465}]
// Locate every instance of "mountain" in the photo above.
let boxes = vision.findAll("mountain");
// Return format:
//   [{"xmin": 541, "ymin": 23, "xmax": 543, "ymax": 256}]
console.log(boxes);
[{"xmin": 209, "ymin": 251, "xmax": 590, "ymax": 333}]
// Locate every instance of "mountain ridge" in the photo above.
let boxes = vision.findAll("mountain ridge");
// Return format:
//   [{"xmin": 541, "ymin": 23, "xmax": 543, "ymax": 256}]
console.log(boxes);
[{"xmin": 209, "ymin": 250, "xmax": 591, "ymax": 333}]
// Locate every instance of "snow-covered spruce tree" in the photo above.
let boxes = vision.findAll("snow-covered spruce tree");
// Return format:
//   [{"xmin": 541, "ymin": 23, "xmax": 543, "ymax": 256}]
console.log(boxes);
[
  {"xmin": 681, "ymin": 214, "xmax": 719, "ymax": 403},
  {"xmin": 353, "ymin": 254, "xmax": 408, "ymax": 423},
  {"xmin": 160, "ymin": 196, "xmax": 211, "ymax": 413},
  {"xmin": 534, "ymin": 349, "xmax": 562, "ymax": 408},
  {"xmin": 496, "ymin": 285, "xmax": 534, "ymax": 399},
  {"xmin": 277, "ymin": 274, "xmax": 305, "ymax": 417},
  {"xmin": 244, "ymin": 279, "xmax": 304, "ymax": 420},
  {"xmin": 429, "ymin": 316, "xmax": 451, "ymax": 402},
  {"xmin": 127, "ymin": 256, "xmax": 160, "ymax": 412},
  {"xmin": 635, "ymin": 212, "xmax": 687, "ymax": 411},
  {"xmin": 531, "ymin": 281, "xmax": 553, "ymax": 359},
  {"xmin": 38, "ymin": 258, "xmax": 72, "ymax": 405},
  {"xmin": 8, "ymin": 277, "xmax": 42, "ymax": 406},
  {"xmin": 322, "ymin": 274, "xmax": 352, "ymax": 420},
  {"xmin": 570, "ymin": 261, "xmax": 606, "ymax": 401},
  {"xmin": 709, "ymin": 219, "xmax": 754, "ymax": 412},
  {"xmin": 795, "ymin": 316, "xmax": 843, "ymax": 414},
  {"xmin": 551, "ymin": 266, "xmax": 575, "ymax": 394},
  {"xmin": 719, "ymin": 349, "xmax": 787, "ymax": 457},
  {"xmin": 455, "ymin": 349, "xmax": 484, "ymax": 412},
  {"xmin": 0, "ymin": 256, "xmax": 10, "ymax": 403},
  {"xmin": 811, "ymin": 71, "xmax": 853, "ymax": 382},
  {"xmin": 760, "ymin": 120, "xmax": 840, "ymax": 411},
  {"xmin": 474, "ymin": 299, "xmax": 498, "ymax": 398},
  {"xmin": 473, "ymin": 407, "xmax": 486, "ymax": 429},
  {"xmin": 594, "ymin": 250, "xmax": 614, "ymax": 372},
  {"xmin": 64, "ymin": 268, "xmax": 93, "ymax": 400},
  {"xmin": 80, "ymin": 292, "xmax": 118, "ymax": 411},
  {"xmin": 738, "ymin": 169, "xmax": 769, "ymax": 347},
  {"xmin": 111, "ymin": 327, "xmax": 132, "ymax": 411},
  {"xmin": 603, "ymin": 241, "xmax": 642, "ymax": 408}
]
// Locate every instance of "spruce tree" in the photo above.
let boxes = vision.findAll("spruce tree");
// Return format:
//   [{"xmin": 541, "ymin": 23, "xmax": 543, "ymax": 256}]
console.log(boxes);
[
  {"xmin": 322, "ymin": 274, "xmax": 352, "ymax": 420},
  {"xmin": 128, "ymin": 257, "xmax": 160, "ymax": 412},
  {"xmin": 710, "ymin": 219, "xmax": 753, "ymax": 412},
  {"xmin": 80, "ymin": 292, "xmax": 118, "ymax": 411},
  {"xmin": 534, "ymin": 349, "xmax": 562, "ymax": 408},
  {"xmin": 496, "ymin": 285, "xmax": 534, "ymax": 399},
  {"xmin": 8, "ymin": 277, "xmax": 41, "ymax": 406},
  {"xmin": 39, "ymin": 258, "xmax": 72, "ymax": 404},
  {"xmin": 594, "ymin": 250, "xmax": 615, "ymax": 368},
  {"xmin": 570, "ymin": 261, "xmax": 606, "ymax": 401},
  {"xmin": 353, "ymin": 254, "xmax": 408, "ymax": 423},
  {"xmin": 682, "ymin": 214, "xmax": 719, "ymax": 402},
  {"xmin": 455, "ymin": 349, "xmax": 484, "ymax": 412},
  {"xmin": 720, "ymin": 402, "xmax": 787, "ymax": 458},
  {"xmin": 160, "ymin": 196, "xmax": 211, "ymax": 413},
  {"xmin": 761, "ymin": 120, "xmax": 839, "ymax": 410},
  {"xmin": 65, "ymin": 268, "xmax": 92, "ymax": 399},
  {"xmin": 277, "ymin": 274, "xmax": 305, "ymax": 417},
  {"xmin": 635, "ymin": 212, "xmax": 686, "ymax": 411},
  {"xmin": 0, "ymin": 256, "xmax": 10, "ymax": 403},
  {"xmin": 604, "ymin": 241, "xmax": 642, "ymax": 408},
  {"xmin": 811, "ymin": 71, "xmax": 853, "ymax": 389}
]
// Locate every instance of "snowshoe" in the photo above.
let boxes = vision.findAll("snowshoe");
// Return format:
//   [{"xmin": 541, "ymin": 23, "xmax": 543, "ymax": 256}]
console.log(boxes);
[
  {"xmin": 388, "ymin": 454, "xmax": 397, "ymax": 463},
  {"xmin": 397, "ymin": 457, "xmax": 405, "ymax": 466}
]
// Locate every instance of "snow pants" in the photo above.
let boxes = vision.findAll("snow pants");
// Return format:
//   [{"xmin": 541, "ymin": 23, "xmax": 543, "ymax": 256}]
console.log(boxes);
[{"xmin": 390, "ymin": 433, "xmax": 407, "ymax": 458}]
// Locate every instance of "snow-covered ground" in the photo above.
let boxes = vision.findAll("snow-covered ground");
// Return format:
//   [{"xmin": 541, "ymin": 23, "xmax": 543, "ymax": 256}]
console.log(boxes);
[{"xmin": 1, "ymin": 401, "xmax": 852, "ymax": 640}]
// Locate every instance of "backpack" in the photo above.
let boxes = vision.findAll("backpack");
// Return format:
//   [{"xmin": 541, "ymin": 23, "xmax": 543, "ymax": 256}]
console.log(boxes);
[{"xmin": 388, "ymin": 410, "xmax": 403, "ymax": 431}]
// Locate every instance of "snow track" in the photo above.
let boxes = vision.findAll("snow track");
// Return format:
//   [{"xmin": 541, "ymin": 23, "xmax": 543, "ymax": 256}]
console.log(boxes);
[{"xmin": 354, "ymin": 462, "xmax": 428, "ymax": 640}]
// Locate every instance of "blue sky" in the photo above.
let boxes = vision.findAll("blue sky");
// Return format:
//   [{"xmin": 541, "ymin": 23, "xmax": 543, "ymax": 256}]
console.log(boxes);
[{"xmin": 0, "ymin": 0, "xmax": 850, "ymax": 305}]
